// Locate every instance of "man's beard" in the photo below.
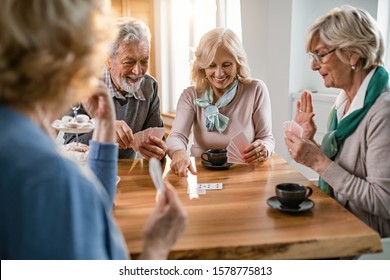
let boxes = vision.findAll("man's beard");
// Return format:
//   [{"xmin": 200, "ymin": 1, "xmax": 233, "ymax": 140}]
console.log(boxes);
[{"xmin": 118, "ymin": 75, "xmax": 144, "ymax": 94}]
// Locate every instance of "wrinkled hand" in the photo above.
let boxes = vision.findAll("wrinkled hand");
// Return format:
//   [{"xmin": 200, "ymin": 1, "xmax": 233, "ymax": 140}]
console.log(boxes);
[
  {"xmin": 114, "ymin": 120, "xmax": 134, "ymax": 149},
  {"xmin": 243, "ymin": 140, "xmax": 269, "ymax": 164},
  {"xmin": 139, "ymin": 136, "xmax": 167, "ymax": 161},
  {"xmin": 294, "ymin": 91, "xmax": 317, "ymax": 140},
  {"xmin": 81, "ymin": 81, "xmax": 115, "ymax": 143},
  {"xmin": 81, "ymin": 81, "xmax": 115, "ymax": 122},
  {"xmin": 170, "ymin": 150, "xmax": 197, "ymax": 177},
  {"xmin": 140, "ymin": 182, "xmax": 187, "ymax": 259},
  {"xmin": 285, "ymin": 131, "xmax": 331, "ymax": 175}
]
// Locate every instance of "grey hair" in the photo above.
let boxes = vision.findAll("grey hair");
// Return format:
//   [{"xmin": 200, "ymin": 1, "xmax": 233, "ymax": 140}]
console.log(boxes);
[
  {"xmin": 110, "ymin": 17, "xmax": 151, "ymax": 58},
  {"xmin": 306, "ymin": 5, "xmax": 384, "ymax": 70}
]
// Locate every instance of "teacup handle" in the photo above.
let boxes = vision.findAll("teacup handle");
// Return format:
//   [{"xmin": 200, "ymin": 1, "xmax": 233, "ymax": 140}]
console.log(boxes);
[
  {"xmin": 305, "ymin": 186, "xmax": 313, "ymax": 199},
  {"xmin": 201, "ymin": 153, "xmax": 210, "ymax": 162}
]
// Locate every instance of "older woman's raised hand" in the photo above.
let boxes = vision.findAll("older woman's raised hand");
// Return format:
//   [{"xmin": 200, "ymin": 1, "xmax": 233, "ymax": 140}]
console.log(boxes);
[
  {"xmin": 294, "ymin": 91, "xmax": 317, "ymax": 141},
  {"xmin": 140, "ymin": 182, "xmax": 187, "ymax": 259}
]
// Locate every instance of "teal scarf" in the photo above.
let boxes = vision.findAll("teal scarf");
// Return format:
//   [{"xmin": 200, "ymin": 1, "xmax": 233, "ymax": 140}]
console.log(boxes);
[
  {"xmin": 318, "ymin": 66, "xmax": 389, "ymax": 194},
  {"xmin": 194, "ymin": 79, "xmax": 238, "ymax": 133}
]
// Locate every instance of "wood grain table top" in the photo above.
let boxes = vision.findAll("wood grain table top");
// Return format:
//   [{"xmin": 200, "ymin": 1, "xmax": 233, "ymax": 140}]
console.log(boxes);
[{"xmin": 114, "ymin": 154, "xmax": 382, "ymax": 259}]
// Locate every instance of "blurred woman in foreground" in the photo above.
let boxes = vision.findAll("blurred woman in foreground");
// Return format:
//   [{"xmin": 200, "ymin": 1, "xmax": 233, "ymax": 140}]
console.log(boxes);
[{"xmin": 0, "ymin": 0, "xmax": 186, "ymax": 259}]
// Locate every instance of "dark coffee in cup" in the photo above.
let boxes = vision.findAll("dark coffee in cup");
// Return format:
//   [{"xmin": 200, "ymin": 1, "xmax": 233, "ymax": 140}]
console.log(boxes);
[
  {"xmin": 201, "ymin": 149, "xmax": 227, "ymax": 166},
  {"xmin": 275, "ymin": 183, "xmax": 313, "ymax": 208}
]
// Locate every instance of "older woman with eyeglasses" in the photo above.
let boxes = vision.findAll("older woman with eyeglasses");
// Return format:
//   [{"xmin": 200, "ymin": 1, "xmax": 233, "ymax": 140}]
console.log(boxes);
[{"xmin": 285, "ymin": 5, "xmax": 390, "ymax": 237}]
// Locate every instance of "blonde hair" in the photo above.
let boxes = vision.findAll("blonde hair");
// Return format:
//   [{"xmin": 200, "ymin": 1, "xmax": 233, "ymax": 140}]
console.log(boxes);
[
  {"xmin": 0, "ymin": 0, "xmax": 112, "ymax": 109},
  {"xmin": 306, "ymin": 5, "xmax": 384, "ymax": 70},
  {"xmin": 191, "ymin": 28, "xmax": 251, "ymax": 94}
]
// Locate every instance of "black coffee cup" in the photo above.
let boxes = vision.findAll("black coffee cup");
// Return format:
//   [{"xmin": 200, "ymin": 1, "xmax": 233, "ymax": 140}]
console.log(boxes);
[
  {"xmin": 201, "ymin": 149, "xmax": 227, "ymax": 166},
  {"xmin": 275, "ymin": 183, "xmax": 313, "ymax": 208}
]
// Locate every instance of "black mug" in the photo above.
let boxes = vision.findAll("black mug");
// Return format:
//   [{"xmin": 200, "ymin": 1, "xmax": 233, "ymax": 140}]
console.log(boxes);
[
  {"xmin": 201, "ymin": 149, "xmax": 227, "ymax": 166},
  {"xmin": 275, "ymin": 183, "xmax": 313, "ymax": 208}
]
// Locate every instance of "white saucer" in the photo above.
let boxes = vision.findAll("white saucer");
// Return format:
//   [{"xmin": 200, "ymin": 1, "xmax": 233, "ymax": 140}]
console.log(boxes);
[{"xmin": 267, "ymin": 196, "xmax": 314, "ymax": 213}]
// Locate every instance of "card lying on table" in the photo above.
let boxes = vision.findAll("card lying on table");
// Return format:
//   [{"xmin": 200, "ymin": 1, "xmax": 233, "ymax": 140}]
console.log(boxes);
[{"xmin": 197, "ymin": 183, "xmax": 223, "ymax": 190}]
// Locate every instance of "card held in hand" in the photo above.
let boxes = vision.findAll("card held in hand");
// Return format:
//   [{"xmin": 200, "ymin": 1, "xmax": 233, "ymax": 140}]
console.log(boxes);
[
  {"xmin": 226, "ymin": 132, "xmax": 250, "ymax": 164},
  {"xmin": 283, "ymin": 120, "xmax": 303, "ymax": 137}
]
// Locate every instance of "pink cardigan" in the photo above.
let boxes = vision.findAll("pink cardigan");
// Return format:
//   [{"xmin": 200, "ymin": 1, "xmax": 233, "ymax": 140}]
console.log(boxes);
[{"xmin": 167, "ymin": 79, "xmax": 275, "ymax": 157}]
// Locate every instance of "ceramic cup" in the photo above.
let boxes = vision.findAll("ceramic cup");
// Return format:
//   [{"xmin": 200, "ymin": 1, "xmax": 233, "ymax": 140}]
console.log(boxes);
[
  {"xmin": 275, "ymin": 183, "xmax": 313, "ymax": 208},
  {"xmin": 201, "ymin": 149, "xmax": 227, "ymax": 166}
]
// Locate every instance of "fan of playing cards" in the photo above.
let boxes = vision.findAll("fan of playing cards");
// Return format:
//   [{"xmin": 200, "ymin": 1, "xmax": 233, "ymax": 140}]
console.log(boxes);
[
  {"xmin": 283, "ymin": 120, "xmax": 304, "ymax": 137},
  {"xmin": 131, "ymin": 127, "xmax": 165, "ymax": 152},
  {"xmin": 227, "ymin": 132, "xmax": 250, "ymax": 164}
]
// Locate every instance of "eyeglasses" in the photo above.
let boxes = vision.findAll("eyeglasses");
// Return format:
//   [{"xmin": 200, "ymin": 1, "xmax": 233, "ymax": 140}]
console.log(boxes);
[{"xmin": 309, "ymin": 49, "xmax": 336, "ymax": 64}]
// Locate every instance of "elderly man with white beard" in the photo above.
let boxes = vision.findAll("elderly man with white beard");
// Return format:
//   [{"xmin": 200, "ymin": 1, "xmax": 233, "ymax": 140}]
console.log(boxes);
[{"xmin": 64, "ymin": 17, "xmax": 167, "ymax": 160}]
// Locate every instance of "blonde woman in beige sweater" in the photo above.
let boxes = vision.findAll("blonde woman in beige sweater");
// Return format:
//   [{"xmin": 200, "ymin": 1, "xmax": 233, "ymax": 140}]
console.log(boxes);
[{"xmin": 167, "ymin": 28, "xmax": 275, "ymax": 177}]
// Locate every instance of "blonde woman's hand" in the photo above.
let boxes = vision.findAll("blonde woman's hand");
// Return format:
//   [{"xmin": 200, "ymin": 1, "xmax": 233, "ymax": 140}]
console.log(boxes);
[
  {"xmin": 243, "ymin": 140, "xmax": 268, "ymax": 164},
  {"xmin": 170, "ymin": 150, "xmax": 197, "ymax": 177}
]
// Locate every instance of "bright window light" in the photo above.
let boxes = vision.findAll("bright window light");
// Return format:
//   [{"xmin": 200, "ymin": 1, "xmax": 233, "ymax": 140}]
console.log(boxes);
[{"xmin": 155, "ymin": 0, "xmax": 242, "ymax": 113}]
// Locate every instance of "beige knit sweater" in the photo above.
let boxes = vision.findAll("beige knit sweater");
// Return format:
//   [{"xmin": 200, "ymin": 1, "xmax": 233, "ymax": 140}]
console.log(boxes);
[{"xmin": 322, "ymin": 90, "xmax": 390, "ymax": 237}]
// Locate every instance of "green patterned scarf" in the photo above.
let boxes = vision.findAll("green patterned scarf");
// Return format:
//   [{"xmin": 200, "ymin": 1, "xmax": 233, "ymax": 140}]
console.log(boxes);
[
  {"xmin": 194, "ymin": 79, "xmax": 238, "ymax": 133},
  {"xmin": 318, "ymin": 66, "xmax": 389, "ymax": 194}
]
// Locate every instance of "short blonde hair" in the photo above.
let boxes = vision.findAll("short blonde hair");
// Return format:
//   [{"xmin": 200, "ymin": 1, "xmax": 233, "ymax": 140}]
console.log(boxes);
[
  {"xmin": 0, "ymin": 0, "xmax": 111, "ymax": 108},
  {"xmin": 191, "ymin": 28, "xmax": 251, "ymax": 94},
  {"xmin": 306, "ymin": 5, "xmax": 384, "ymax": 70}
]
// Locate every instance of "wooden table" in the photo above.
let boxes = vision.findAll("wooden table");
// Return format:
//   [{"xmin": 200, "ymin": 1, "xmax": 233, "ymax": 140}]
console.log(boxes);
[{"xmin": 114, "ymin": 154, "xmax": 382, "ymax": 259}]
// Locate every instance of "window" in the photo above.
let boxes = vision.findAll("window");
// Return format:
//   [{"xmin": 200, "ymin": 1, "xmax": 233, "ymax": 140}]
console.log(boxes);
[
  {"xmin": 154, "ymin": 0, "xmax": 242, "ymax": 114},
  {"xmin": 378, "ymin": 0, "xmax": 390, "ymax": 72}
]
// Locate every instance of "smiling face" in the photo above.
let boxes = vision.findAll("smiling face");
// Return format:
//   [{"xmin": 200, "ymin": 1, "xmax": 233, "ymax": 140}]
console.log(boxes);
[
  {"xmin": 204, "ymin": 47, "xmax": 238, "ymax": 98},
  {"xmin": 107, "ymin": 39, "xmax": 149, "ymax": 94}
]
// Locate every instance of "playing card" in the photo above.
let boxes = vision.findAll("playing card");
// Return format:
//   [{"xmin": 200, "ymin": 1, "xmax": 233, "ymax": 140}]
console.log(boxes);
[
  {"xmin": 132, "ymin": 127, "xmax": 165, "ymax": 152},
  {"xmin": 232, "ymin": 132, "xmax": 250, "ymax": 155},
  {"xmin": 290, "ymin": 120, "xmax": 304, "ymax": 137},
  {"xmin": 227, "ymin": 141, "xmax": 244, "ymax": 162},
  {"xmin": 132, "ymin": 132, "xmax": 141, "ymax": 151},
  {"xmin": 141, "ymin": 128, "xmax": 150, "ymax": 143},
  {"xmin": 284, "ymin": 120, "xmax": 303, "ymax": 137},
  {"xmin": 197, "ymin": 183, "xmax": 223, "ymax": 190},
  {"xmin": 226, "ymin": 132, "xmax": 250, "ymax": 164},
  {"xmin": 226, "ymin": 152, "xmax": 242, "ymax": 163},
  {"xmin": 226, "ymin": 143, "xmax": 242, "ymax": 160},
  {"xmin": 149, "ymin": 127, "xmax": 165, "ymax": 139},
  {"xmin": 227, "ymin": 155, "xmax": 244, "ymax": 164}
]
